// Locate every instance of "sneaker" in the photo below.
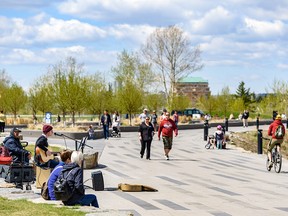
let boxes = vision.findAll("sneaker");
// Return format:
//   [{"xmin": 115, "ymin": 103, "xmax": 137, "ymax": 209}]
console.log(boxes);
[
  {"xmin": 165, "ymin": 155, "xmax": 169, "ymax": 160},
  {"xmin": 269, "ymin": 161, "xmax": 273, "ymax": 168}
]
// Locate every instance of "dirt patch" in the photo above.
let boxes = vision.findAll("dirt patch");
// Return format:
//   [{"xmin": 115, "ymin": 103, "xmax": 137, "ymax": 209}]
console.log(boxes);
[{"xmin": 229, "ymin": 130, "xmax": 288, "ymax": 159}]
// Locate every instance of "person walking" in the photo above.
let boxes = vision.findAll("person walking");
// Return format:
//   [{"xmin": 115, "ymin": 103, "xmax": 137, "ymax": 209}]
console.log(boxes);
[
  {"xmin": 267, "ymin": 114, "xmax": 285, "ymax": 168},
  {"xmin": 150, "ymin": 110, "xmax": 158, "ymax": 132},
  {"xmin": 0, "ymin": 110, "xmax": 6, "ymax": 132},
  {"xmin": 242, "ymin": 110, "xmax": 249, "ymax": 127},
  {"xmin": 139, "ymin": 109, "xmax": 149, "ymax": 123},
  {"xmin": 158, "ymin": 112, "xmax": 178, "ymax": 160},
  {"xmin": 101, "ymin": 110, "xmax": 112, "ymax": 140},
  {"xmin": 112, "ymin": 111, "xmax": 121, "ymax": 132},
  {"xmin": 172, "ymin": 111, "xmax": 179, "ymax": 126},
  {"xmin": 138, "ymin": 117, "xmax": 154, "ymax": 160}
]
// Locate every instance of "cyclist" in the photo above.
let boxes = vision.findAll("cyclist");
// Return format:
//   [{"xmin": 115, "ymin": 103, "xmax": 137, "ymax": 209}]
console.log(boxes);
[{"xmin": 267, "ymin": 114, "xmax": 285, "ymax": 168}]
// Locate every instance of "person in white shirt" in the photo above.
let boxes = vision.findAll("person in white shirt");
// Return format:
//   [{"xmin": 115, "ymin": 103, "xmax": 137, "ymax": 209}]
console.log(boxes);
[{"xmin": 139, "ymin": 109, "xmax": 149, "ymax": 123}]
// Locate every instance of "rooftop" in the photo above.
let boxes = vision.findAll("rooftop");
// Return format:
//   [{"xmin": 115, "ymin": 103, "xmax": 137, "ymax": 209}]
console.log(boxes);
[{"xmin": 177, "ymin": 77, "xmax": 208, "ymax": 83}]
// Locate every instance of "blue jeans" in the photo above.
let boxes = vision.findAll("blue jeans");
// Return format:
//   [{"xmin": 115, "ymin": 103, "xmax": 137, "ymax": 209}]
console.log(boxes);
[
  {"xmin": 103, "ymin": 125, "xmax": 109, "ymax": 139},
  {"xmin": 216, "ymin": 140, "xmax": 223, "ymax": 149},
  {"xmin": 78, "ymin": 194, "xmax": 99, "ymax": 208}
]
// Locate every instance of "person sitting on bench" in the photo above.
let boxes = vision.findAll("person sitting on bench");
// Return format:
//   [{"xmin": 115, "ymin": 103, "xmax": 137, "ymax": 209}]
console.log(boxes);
[
  {"xmin": 34, "ymin": 125, "xmax": 59, "ymax": 169},
  {"xmin": 3, "ymin": 127, "xmax": 31, "ymax": 165}
]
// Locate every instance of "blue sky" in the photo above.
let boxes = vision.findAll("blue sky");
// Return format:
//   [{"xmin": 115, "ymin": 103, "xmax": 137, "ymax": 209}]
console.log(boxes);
[{"xmin": 1, "ymin": 0, "xmax": 288, "ymax": 95}]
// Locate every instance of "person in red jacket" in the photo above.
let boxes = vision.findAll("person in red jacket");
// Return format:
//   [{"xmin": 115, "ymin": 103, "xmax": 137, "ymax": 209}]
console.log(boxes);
[
  {"xmin": 158, "ymin": 112, "xmax": 178, "ymax": 160},
  {"xmin": 267, "ymin": 114, "xmax": 286, "ymax": 168}
]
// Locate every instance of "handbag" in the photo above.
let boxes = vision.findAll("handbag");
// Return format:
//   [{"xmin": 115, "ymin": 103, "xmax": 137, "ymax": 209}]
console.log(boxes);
[{"xmin": 41, "ymin": 181, "xmax": 50, "ymax": 200}]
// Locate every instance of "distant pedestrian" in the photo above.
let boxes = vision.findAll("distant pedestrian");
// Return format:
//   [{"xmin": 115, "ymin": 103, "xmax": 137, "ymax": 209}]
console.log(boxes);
[
  {"xmin": 139, "ymin": 109, "xmax": 149, "ymax": 123},
  {"xmin": 214, "ymin": 125, "xmax": 225, "ymax": 149},
  {"xmin": 87, "ymin": 125, "xmax": 95, "ymax": 140},
  {"xmin": 158, "ymin": 112, "xmax": 178, "ymax": 160},
  {"xmin": 150, "ymin": 110, "xmax": 158, "ymax": 132},
  {"xmin": 0, "ymin": 110, "xmax": 6, "ymax": 132},
  {"xmin": 138, "ymin": 117, "xmax": 154, "ymax": 160},
  {"xmin": 101, "ymin": 110, "xmax": 112, "ymax": 140},
  {"xmin": 172, "ymin": 111, "xmax": 179, "ymax": 126},
  {"xmin": 242, "ymin": 110, "xmax": 249, "ymax": 127},
  {"xmin": 160, "ymin": 108, "xmax": 167, "ymax": 122},
  {"xmin": 112, "ymin": 111, "xmax": 121, "ymax": 132}
]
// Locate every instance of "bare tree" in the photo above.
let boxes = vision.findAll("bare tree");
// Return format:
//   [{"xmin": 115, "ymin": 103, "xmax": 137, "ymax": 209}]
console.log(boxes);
[{"xmin": 142, "ymin": 26, "xmax": 203, "ymax": 106}]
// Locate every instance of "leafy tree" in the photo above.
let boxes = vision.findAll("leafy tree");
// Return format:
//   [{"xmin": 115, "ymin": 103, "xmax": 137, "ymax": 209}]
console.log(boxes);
[
  {"xmin": 196, "ymin": 94, "xmax": 217, "ymax": 116},
  {"xmin": 169, "ymin": 93, "xmax": 191, "ymax": 112},
  {"xmin": 117, "ymin": 81, "xmax": 143, "ymax": 125},
  {"xmin": 235, "ymin": 81, "xmax": 253, "ymax": 108},
  {"xmin": 112, "ymin": 50, "xmax": 154, "ymax": 92},
  {"xmin": 145, "ymin": 93, "xmax": 166, "ymax": 113},
  {"xmin": 85, "ymin": 74, "xmax": 107, "ymax": 119},
  {"xmin": 0, "ymin": 70, "xmax": 11, "ymax": 112},
  {"xmin": 28, "ymin": 79, "xmax": 54, "ymax": 119},
  {"xmin": 216, "ymin": 86, "xmax": 233, "ymax": 118},
  {"xmin": 2, "ymin": 83, "xmax": 27, "ymax": 118},
  {"xmin": 142, "ymin": 25, "xmax": 203, "ymax": 106},
  {"xmin": 48, "ymin": 57, "xmax": 88, "ymax": 125}
]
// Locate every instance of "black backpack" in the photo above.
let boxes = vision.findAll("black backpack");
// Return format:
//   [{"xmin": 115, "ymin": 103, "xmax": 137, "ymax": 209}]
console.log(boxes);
[{"xmin": 54, "ymin": 169, "xmax": 73, "ymax": 201}]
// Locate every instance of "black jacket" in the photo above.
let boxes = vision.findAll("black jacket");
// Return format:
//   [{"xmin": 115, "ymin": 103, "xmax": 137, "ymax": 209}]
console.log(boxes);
[
  {"xmin": 3, "ymin": 132, "xmax": 30, "ymax": 163},
  {"xmin": 101, "ymin": 114, "xmax": 112, "ymax": 126},
  {"xmin": 138, "ymin": 122, "xmax": 154, "ymax": 141},
  {"xmin": 60, "ymin": 162, "xmax": 85, "ymax": 206}
]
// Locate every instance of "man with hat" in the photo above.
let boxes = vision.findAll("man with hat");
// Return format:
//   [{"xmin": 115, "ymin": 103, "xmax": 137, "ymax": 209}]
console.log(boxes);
[
  {"xmin": 139, "ymin": 108, "xmax": 149, "ymax": 123},
  {"xmin": 34, "ymin": 124, "xmax": 59, "ymax": 168},
  {"xmin": 3, "ymin": 127, "xmax": 31, "ymax": 164},
  {"xmin": 267, "ymin": 114, "xmax": 286, "ymax": 168}
]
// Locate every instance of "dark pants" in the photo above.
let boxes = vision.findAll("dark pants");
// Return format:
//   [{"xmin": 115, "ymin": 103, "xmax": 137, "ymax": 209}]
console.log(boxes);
[
  {"xmin": 103, "ymin": 125, "xmax": 109, "ymax": 139},
  {"xmin": 38, "ymin": 159, "xmax": 59, "ymax": 169},
  {"xmin": 78, "ymin": 194, "xmax": 99, "ymax": 208},
  {"xmin": 0, "ymin": 122, "xmax": 5, "ymax": 132},
  {"xmin": 140, "ymin": 140, "xmax": 152, "ymax": 159}
]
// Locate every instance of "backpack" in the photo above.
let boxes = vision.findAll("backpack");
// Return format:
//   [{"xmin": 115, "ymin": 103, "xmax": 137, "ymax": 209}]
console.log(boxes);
[
  {"xmin": 54, "ymin": 169, "xmax": 73, "ymax": 201},
  {"xmin": 275, "ymin": 125, "xmax": 284, "ymax": 138}
]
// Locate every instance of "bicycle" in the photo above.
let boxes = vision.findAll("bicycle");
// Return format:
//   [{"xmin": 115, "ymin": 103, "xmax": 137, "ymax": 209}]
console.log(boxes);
[
  {"xmin": 205, "ymin": 135, "xmax": 215, "ymax": 149},
  {"xmin": 263, "ymin": 137, "xmax": 282, "ymax": 173}
]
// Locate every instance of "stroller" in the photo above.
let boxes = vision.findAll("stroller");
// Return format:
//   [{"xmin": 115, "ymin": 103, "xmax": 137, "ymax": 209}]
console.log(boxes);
[{"xmin": 111, "ymin": 123, "xmax": 121, "ymax": 138}]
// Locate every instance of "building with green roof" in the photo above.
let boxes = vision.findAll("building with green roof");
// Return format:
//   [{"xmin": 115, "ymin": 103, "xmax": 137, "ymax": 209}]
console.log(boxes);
[{"xmin": 175, "ymin": 77, "xmax": 211, "ymax": 105}]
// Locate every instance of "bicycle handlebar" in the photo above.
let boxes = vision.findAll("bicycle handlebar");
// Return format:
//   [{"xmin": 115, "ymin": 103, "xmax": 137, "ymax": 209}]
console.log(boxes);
[{"xmin": 262, "ymin": 137, "xmax": 270, "ymax": 141}]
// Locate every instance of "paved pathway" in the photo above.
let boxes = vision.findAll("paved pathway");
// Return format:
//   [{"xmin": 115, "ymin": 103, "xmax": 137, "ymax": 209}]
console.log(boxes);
[{"xmin": 2, "ymin": 125, "xmax": 288, "ymax": 216}]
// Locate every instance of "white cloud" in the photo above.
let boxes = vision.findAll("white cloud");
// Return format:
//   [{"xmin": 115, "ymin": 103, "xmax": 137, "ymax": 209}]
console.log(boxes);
[
  {"xmin": 190, "ymin": 6, "xmax": 236, "ymax": 34},
  {"xmin": 244, "ymin": 18, "xmax": 285, "ymax": 37},
  {"xmin": 36, "ymin": 18, "xmax": 106, "ymax": 42}
]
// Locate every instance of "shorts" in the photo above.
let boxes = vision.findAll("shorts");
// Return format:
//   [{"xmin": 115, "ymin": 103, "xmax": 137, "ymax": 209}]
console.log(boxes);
[
  {"xmin": 267, "ymin": 138, "xmax": 283, "ymax": 152},
  {"xmin": 162, "ymin": 136, "xmax": 173, "ymax": 149}
]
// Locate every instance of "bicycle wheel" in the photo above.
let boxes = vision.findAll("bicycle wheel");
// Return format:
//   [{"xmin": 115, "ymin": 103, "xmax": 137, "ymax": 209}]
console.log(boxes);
[
  {"xmin": 205, "ymin": 142, "xmax": 211, "ymax": 149},
  {"xmin": 266, "ymin": 157, "xmax": 271, "ymax": 171},
  {"xmin": 274, "ymin": 152, "xmax": 282, "ymax": 173}
]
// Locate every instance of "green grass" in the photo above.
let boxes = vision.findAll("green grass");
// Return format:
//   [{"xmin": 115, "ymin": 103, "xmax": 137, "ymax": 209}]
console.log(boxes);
[
  {"xmin": 0, "ymin": 197, "xmax": 85, "ymax": 216},
  {"xmin": 24, "ymin": 144, "xmax": 64, "ymax": 155}
]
